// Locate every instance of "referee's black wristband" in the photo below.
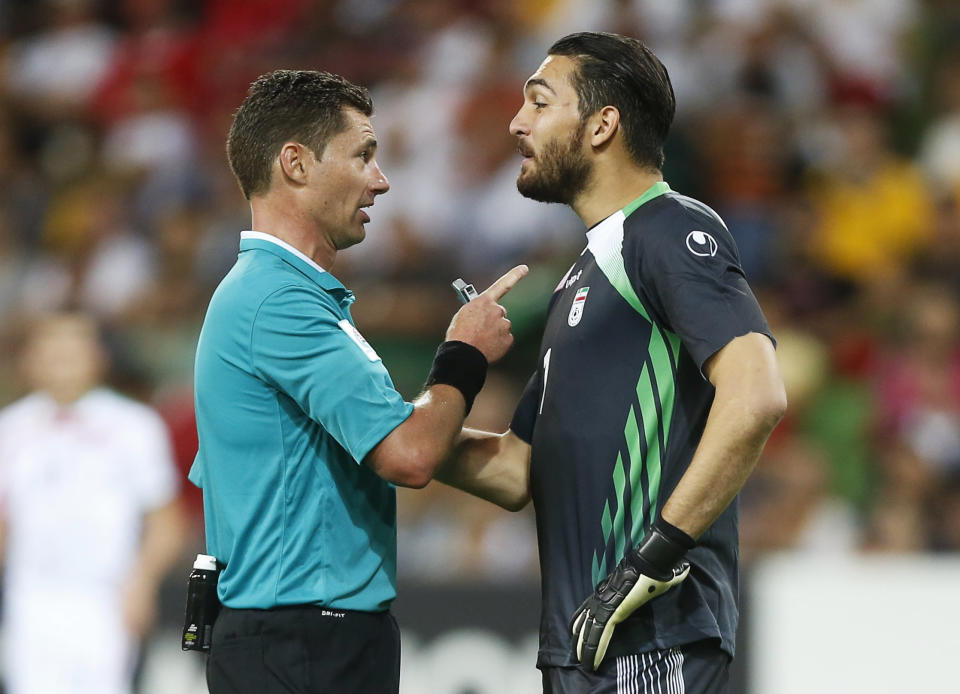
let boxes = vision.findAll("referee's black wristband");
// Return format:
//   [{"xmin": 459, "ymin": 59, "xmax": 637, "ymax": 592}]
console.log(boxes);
[{"xmin": 425, "ymin": 340, "xmax": 488, "ymax": 415}]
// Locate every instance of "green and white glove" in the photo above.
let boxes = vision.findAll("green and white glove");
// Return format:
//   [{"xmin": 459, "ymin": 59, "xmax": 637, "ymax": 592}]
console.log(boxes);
[{"xmin": 570, "ymin": 516, "xmax": 695, "ymax": 671}]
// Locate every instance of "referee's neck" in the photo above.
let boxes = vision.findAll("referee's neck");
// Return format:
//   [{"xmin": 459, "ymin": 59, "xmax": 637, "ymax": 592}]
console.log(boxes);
[{"xmin": 250, "ymin": 198, "xmax": 337, "ymax": 270}]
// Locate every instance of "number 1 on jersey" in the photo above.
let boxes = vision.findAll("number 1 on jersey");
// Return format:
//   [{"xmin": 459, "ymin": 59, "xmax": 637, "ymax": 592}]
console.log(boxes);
[{"xmin": 539, "ymin": 348, "xmax": 552, "ymax": 415}]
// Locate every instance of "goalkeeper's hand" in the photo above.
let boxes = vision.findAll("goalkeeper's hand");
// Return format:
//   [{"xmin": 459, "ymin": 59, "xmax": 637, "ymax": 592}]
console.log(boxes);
[{"xmin": 570, "ymin": 517, "xmax": 695, "ymax": 671}]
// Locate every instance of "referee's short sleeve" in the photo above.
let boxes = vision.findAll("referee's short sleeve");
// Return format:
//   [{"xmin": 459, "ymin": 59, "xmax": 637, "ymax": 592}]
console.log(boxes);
[
  {"xmin": 635, "ymin": 211, "xmax": 774, "ymax": 372},
  {"xmin": 250, "ymin": 285, "xmax": 413, "ymax": 464},
  {"xmin": 510, "ymin": 371, "xmax": 540, "ymax": 444}
]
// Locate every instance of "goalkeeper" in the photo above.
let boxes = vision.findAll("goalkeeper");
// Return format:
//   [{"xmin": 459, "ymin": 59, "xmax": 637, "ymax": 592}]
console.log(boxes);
[{"xmin": 436, "ymin": 32, "xmax": 786, "ymax": 693}]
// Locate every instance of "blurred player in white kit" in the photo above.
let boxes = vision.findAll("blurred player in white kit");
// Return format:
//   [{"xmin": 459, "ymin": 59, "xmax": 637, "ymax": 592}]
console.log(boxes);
[{"xmin": 0, "ymin": 311, "xmax": 185, "ymax": 694}]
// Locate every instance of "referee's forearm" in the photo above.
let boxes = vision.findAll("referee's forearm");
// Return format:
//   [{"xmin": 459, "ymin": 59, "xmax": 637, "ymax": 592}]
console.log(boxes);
[{"xmin": 365, "ymin": 384, "xmax": 466, "ymax": 488}]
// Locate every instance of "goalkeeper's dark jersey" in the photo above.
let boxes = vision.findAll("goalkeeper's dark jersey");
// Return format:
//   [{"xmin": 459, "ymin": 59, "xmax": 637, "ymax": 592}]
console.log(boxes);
[{"xmin": 510, "ymin": 181, "xmax": 773, "ymax": 668}]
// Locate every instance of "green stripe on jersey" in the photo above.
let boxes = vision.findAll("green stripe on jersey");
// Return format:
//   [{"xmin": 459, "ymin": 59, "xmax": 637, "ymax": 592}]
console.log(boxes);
[
  {"xmin": 612, "ymin": 454, "xmax": 628, "ymax": 560},
  {"xmin": 630, "ymin": 363, "xmax": 662, "ymax": 543},
  {"xmin": 586, "ymin": 182, "xmax": 679, "ymax": 578},
  {"xmin": 622, "ymin": 181, "xmax": 671, "ymax": 217},
  {"xmin": 633, "ymin": 328, "xmax": 683, "ymax": 542},
  {"xmin": 624, "ymin": 407, "xmax": 644, "ymax": 548},
  {"xmin": 587, "ymin": 210, "xmax": 649, "ymax": 320}
]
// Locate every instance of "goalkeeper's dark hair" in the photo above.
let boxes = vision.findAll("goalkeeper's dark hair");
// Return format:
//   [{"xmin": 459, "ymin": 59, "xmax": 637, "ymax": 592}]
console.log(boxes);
[
  {"xmin": 227, "ymin": 70, "xmax": 373, "ymax": 199},
  {"xmin": 548, "ymin": 32, "xmax": 675, "ymax": 171}
]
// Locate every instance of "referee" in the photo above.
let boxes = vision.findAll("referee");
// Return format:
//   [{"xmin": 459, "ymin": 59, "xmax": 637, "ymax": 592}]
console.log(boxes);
[
  {"xmin": 188, "ymin": 70, "xmax": 525, "ymax": 694},
  {"xmin": 437, "ymin": 33, "xmax": 786, "ymax": 692}
]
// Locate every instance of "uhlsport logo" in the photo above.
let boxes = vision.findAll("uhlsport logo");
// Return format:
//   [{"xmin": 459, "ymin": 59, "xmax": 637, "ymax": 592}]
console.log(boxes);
[
  {"xmin": 564, "ymin": 269, "xmax": 583, "ymax": 289},
  {"xmin": 686, "ymin": 230, "xmax": 718, "ymax": 257},
  {"xmin": 568, "ymin": 287, "xmax": 589, "ymax": 327}
]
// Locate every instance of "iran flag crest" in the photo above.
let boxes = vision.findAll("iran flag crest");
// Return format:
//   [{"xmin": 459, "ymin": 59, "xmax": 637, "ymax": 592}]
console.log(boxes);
[{"xmin": 568, "ymin": 287, "xmax": 589, "ymax": 327}]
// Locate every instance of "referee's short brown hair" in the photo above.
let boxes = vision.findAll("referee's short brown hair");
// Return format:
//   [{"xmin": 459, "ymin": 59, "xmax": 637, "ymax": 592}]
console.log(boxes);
[{"xmin": 227, "ymin": 70, "xmax": 373, "ymax": 200}]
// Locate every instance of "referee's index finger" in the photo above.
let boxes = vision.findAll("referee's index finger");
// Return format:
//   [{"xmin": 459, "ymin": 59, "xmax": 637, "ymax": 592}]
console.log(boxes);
[{"xmin": 482, "ymin": 265, "xmax": 529, "ymax": 301}]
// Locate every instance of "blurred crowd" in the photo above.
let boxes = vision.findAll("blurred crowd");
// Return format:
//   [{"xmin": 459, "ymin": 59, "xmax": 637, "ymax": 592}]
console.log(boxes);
[{"xmin": 0, "ymin": 0, "xmax": 959, "ymax": 597}]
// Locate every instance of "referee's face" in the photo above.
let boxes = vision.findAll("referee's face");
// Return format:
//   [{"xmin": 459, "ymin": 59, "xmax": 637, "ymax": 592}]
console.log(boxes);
[
  {"xmin": 306, "ymin": 107, "xmax": 390, "ymax": 251},
  {"xmin": 510, "ymin": 55, "xmax": 592, "ymax": 205}
]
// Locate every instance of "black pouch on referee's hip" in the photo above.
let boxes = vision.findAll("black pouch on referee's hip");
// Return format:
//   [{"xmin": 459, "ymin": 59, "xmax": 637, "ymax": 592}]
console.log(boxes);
[{"xmin": 181, "ymin": 553, "xmax": 222, "ymax": 652}]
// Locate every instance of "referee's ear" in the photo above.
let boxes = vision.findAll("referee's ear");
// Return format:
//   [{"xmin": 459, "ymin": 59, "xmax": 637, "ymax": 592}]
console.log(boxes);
[
  {"xmin": 277, "ymin": 142, "xmax": 309, "ymax": 187},
  {"xmin": 588, "ymin": 105, "xmax": 620, "ymax": 150}
]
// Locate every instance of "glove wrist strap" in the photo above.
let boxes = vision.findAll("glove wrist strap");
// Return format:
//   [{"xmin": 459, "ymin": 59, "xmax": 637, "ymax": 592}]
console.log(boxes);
[
  {"xmin": 425, "ymin": 340, "xmax": 488, "ymax": 415},
  {"xmin": 654, "ymin": 514, "xmax": 696, "ymax": 550},
  {"xmin": 632, "ymin": 515, "xmax": 695, "ymax": 575}
]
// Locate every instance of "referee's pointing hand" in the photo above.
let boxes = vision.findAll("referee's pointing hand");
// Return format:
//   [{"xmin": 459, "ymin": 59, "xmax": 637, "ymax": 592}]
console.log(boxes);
[
  {"xmin": 446, "ymin": 264, "xmax": 528, "ymax": 364},
  {"xmin": 481, "ymin": 264, "xmax": 529, "ymax": 302}
]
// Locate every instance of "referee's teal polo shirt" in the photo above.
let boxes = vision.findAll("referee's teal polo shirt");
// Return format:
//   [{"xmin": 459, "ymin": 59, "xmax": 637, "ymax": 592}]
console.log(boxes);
[{"xmin": 189, "ymin": 231, "xmax": 414, "ymax": 612}]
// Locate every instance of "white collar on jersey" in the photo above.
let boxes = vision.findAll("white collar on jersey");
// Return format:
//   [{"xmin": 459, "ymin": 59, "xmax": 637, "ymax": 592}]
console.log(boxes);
[{"xmin": 240, "ymin": 230, "xmax": 328, "ymax": 275}]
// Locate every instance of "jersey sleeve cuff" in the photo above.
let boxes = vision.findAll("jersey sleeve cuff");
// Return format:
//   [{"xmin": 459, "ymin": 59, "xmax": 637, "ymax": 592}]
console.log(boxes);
[{"xmin": 351, "ymin": 400, "xmax": 415, "ymax": 465}]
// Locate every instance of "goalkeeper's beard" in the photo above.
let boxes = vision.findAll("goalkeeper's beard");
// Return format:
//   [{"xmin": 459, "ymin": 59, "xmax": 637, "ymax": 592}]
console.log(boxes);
[{"xmin": 516, "ymin": 125, "xmax": 593, "ymax": 205}]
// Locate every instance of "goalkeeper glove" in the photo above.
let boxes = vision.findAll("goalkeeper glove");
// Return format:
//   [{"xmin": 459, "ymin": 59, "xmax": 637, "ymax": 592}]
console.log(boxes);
[{"xmin": 570, "ymin": 516, "xmax": 695, "ymax": 671}]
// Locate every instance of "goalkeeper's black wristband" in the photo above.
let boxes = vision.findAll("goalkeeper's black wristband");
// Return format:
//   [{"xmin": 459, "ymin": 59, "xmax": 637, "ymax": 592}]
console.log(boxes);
[
  {"xmin": 629, "ymin": 515, "xmax": 696, "ymax": 579},
  {"xmin": 654, "ymin": 514, "xmax": 696, "ymax": 550},
  {"xmin": 425, "ymin": 340, "xmax": 488, "ymax": 414}
]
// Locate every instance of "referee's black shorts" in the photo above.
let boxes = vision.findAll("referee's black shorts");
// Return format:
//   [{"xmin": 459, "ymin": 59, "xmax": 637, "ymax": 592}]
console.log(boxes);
[{"xmin": 207, "ymin": 604, "xmax": 400, "ymax": 694}]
